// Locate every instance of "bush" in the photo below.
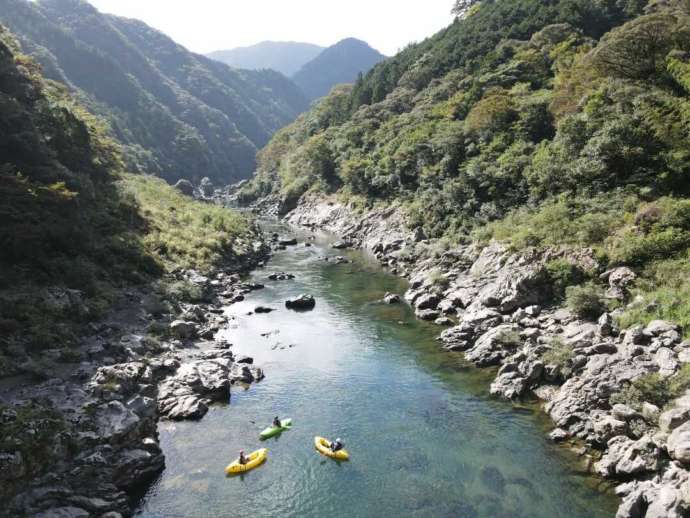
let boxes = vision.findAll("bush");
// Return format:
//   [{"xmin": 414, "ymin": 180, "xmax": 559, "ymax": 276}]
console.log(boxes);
[
  {"xmin": 541, "ymin": 337, "xmax": 574, "ymax": 369},
  {"xmin": 496, "ymin": 329, "xmax": 522, "ymax": 348},
  {"xmin": 427, "ymin": 268, "xmax": 450, "ymax": 289},
  {"xmin": 566, "ymin": 282, "xmax": 607, "ymax": 319},
  {"xmin": 545, "ymin": 259, "xmax": 586, "ymax": 299},
  {"xmin": 611, "ymin": 364, "xmax": 690, "ymax": 409},
  {"xmin": 617, "ymin": 256, "xmax": 690, "ymax": 336},
  {"xmin": 160, "ymin": 280, "xmax": 204, "ymax": 304}
]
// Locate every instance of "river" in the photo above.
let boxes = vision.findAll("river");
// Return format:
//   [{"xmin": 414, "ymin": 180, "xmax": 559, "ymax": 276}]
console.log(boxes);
[{"xmin": 135, "ymin": 224, "xmax": 617, "ymax": 518}]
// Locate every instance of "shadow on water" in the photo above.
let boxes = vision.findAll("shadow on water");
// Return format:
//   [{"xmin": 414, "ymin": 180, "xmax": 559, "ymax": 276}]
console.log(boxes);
[{"xmin": 134, "ymin": 220, "xmax": 618, "ymax": 518}]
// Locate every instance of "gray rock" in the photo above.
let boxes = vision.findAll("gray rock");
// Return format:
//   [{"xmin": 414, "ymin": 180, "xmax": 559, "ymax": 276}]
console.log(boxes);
[
  {"xmin": 415, "ymin": 293, "xmax": 441, "ymax": 310},
  {"xmin": 461, "ymin": 308, "xmax": 503, "ymax": 333},
  {"xmin": 268, "ymin": 272, "xmax": 295, "ymax": 281},
  {"xmin": 641, "ymin": 402, "xmax": 661, "ymax": 424},
  {"xmin": 603, "ymin": 267, "xmax": 636, "ymax": 300},
  {"xmin": 660, "ymin": 407, "xmax": 690, "ymax": 433},
  {"xmin": 612, "ymin": 404, "xmax": 639, "ymax": 422},
  {"xmin": 465, "ymin": 325, "xmax": 520, "ymax": 367},
  {"xmin": 667, "ymin": 422, "xmax": 690, "ymax": 464},
  {"xmin": 383, "ymin": 292, "xmax": 401, "ymax": 304},
  {"xmin": 169, "ymin": 320, "xmax": 198, "ymax": 340},
  {"xmin": 490, "ymin": 371, "xmax": 527, "ymax": 399},
  {"xmin": 549, "ymin": 428, "xmax": 569, "ymax": 442},
  {"xmin": 598, "ymin": 313, "xmax": 614, "ymax": 337},
  {"xmin": 654, "ymin": 347, "xmax": 679, "ymax": 377},
  {"xmin": 445, "ymin": 288, "xmax": 476, "ymax": 309},
  {"xmin": 591, "ymin": 414, "xmax": 628, "ymax": 444},
  {"xmin": 94, "ymin": 401, "xmax": 142, "ymax": 443},
  {"xmin": 434, "ymin": 317, "xmax": 454, "ymax": 326},
  {"xmin": 525, "ymin": 305, "xmax": 541, "ymax": 317},
  {"xmin": 416, "ymin": 308, "xmax": 440, "ymax": 321},
  {"xmin": 645, "ymin": 320, "xmax": 679, "ymax": 336},
  {"xmin": 285, "ymin": 294, "xmax": 316, "ymax": 310},
  {"xmin": 595, "ymin": 436, "xmax": 661, "ymax": 477},
  {"xmin": 332, "ymin": 240, "xmax": 351, "ymax": 249}
]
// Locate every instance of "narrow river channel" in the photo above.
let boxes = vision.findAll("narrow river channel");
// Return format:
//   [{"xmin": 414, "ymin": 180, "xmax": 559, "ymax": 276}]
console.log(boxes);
[{"xmin": 135, "ymin": 223, "xmax": 618, "ymax": 518}]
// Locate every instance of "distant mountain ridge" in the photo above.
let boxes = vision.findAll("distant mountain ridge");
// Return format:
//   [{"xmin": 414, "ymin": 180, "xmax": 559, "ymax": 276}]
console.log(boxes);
[
  {"xmin": 292, "ymin": 38, "xmax": 386, "ymax": 101},
  {"xmin": 0, "ymin": 0, "xmax": 309, "ymax": 184},
  {"xmin": 207, "ymin": 41, "xmax": 324, "ymax": 76}
]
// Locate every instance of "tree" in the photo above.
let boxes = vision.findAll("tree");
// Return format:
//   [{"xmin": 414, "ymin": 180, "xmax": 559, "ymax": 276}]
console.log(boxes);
[
  {"xmin": 591, "ymin": 13, "xmax": 680, "ymax": 80},
  {"xmin": 451, "ymin": 0, "xmax": 481, "ymax": 17}
]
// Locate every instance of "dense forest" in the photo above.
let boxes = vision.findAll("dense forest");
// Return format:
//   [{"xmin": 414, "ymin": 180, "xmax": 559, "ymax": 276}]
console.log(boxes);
[
  {"xmin": 0, "ymin": 23, "xmax": 256, "ymax": 376},
  {"xmin": 241, "ymin": 0, "xmax": 690, "ymax": 333},
  {"xmin": 0, "ymin": 0, "xmax": 309, "ymax": 185}
]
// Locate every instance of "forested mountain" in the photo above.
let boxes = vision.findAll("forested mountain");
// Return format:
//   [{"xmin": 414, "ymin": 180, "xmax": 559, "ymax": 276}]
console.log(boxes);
[
  {"xmin": 292, "ymin": 38, "xmax": 386, "ymax": 101},
  {"xmin": 207, "ymin": 41, "xmax": 325, "ymax": 76},
  {"xmin": 0, "ymin": 0, "xmax": 309, "ymax": 185},
  {"xmin": 242, "ymin": 0, "xmax": 690, "ymax": 332},
  {"xmin": 0, "ymin": 22, "xmax": 258, "ymax": 362}
]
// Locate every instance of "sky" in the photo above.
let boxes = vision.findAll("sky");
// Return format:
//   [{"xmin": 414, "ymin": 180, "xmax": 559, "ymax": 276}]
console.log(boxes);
[{"xmin": 87, "ymin": 0, "xmax": 455, "ymax": 56}]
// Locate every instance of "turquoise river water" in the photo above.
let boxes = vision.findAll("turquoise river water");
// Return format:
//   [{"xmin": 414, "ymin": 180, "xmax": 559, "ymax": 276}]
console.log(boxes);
[{"xmin": 135, "ymin": 225, "xmax": 617, "ymax": 518}]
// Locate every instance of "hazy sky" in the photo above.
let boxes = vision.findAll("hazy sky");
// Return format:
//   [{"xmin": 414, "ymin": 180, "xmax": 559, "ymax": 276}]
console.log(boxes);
[{"xmin": 87, "ymin": 0, "xmax": 455, "ymax": 56}]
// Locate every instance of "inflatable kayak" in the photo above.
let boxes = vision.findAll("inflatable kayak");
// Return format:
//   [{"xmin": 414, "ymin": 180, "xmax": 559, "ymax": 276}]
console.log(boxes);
[
  {"xmin": 314, "ymin": 436, "xmax": 349, "ymax": 460},
  {"xmin": 225, "ymin": 448, "xmax": 268, "ymax": 475},
  {"xmin": 260, "ymin": 418, "xmax": 292, "ymax": 440}
]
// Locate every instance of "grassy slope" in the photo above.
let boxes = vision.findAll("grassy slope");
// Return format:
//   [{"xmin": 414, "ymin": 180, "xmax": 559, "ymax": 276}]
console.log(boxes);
[{"xmin": 242, "ymin": 0, "xmax": 690, "ymax": 333}]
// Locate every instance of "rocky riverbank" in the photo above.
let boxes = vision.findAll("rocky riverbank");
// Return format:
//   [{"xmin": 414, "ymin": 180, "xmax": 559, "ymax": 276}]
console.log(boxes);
[
  {"xmin": 0, "ymin": 247, "xmax": 269, "ymax": 517},
  {"xmin": 283, "ymin": 194, "xmax": 690, "ymax": 518}
]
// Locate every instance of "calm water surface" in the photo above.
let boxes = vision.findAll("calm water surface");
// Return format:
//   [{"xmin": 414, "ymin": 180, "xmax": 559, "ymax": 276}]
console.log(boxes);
[{"xmin": 135, "ymin": 224, "xmax": 617, "ymax": 518}]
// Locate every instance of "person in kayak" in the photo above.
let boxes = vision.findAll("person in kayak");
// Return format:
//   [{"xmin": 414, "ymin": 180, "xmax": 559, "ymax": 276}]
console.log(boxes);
[
  {"xmin": 330, "ymin": 438, "xmax": 344, "ymax": 452},
  {"xmin": 238, "ymin": 450, "xmax": 248, "ymax": 465},
  {"xmin": 272, "ymin": 416, "xmax": 281, "ymax": 428}
]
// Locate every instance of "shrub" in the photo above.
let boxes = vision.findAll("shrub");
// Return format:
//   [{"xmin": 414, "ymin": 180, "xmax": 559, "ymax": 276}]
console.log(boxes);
[
  {"xmin": 611, "ymin": 364, "xmax": 690, "ymax": 409},
  {"xmin": 496, "ymin": 329, "xmax": 522, "ymax": 348},
  {"xmin": 545, "ymin": 259, "xmax": 586, "ymax": 299},
  {"xmin": 541, "ymin": 337, "xmax": 574, "ymax": 369},
  {"xmin": 617, "ymin": 256, "xmax": 690, "ymax": 336},
  {"xmin": 427, "ymin": 268, "xmax": 450, "ymax": 289},
  {"xmin": 160, "ymin": 280, "xmax": 204, "ymax": 304},
  {"xmin": 566, "ymin": 282, "xmax": 607, "ymax": 319}
]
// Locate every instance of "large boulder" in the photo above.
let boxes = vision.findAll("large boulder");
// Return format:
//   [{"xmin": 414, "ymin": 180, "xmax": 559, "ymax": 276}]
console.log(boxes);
[
  {"xmin": 595, "ymin": 436, "xmax": 661, "ymax": 478},
  {"xmin": 465, "ymin": 325, "xmax": 520, "ymax": 367},
  {"xmin": 285, "ymin": 294, "xmax": 316, "ymax": 311},
  {"xmin": 668, "ymin": 422, "xmax": 690, "ymax": 465},
  {"xmin": 169, "ymin": 320, "xmax": 198, "ymax": 340},
  {"xmin": 415, "ymin": 293, "xmax": 441, "ymax": 310},
  {"xmin": 94, "ymin": 401, "xmax": 143, "ymax": 444}
]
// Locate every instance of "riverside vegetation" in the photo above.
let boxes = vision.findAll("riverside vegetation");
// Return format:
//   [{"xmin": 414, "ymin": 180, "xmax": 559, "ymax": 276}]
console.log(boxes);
[{"xmin": 240, "ymin": 0, "xmax": 690, "ymax": 515}]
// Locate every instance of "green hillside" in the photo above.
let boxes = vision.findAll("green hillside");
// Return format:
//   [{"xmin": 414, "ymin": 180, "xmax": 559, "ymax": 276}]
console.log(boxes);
[
  {"xmin": 241, "ymin": 0, "xmax": 690, "ymax": 331},
  {"xmin": 0, "ymin": 24, "xmax": 256, "ymax": 375},
  {"xmin": 0, "ymin": 0, "xmax": 308, "ymax": 185}
]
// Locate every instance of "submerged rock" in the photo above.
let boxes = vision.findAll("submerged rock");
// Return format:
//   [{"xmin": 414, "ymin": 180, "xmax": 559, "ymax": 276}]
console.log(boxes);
[{"xmin": 383, "ymin": 293, "xmax": 402, "ymax": 304}]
